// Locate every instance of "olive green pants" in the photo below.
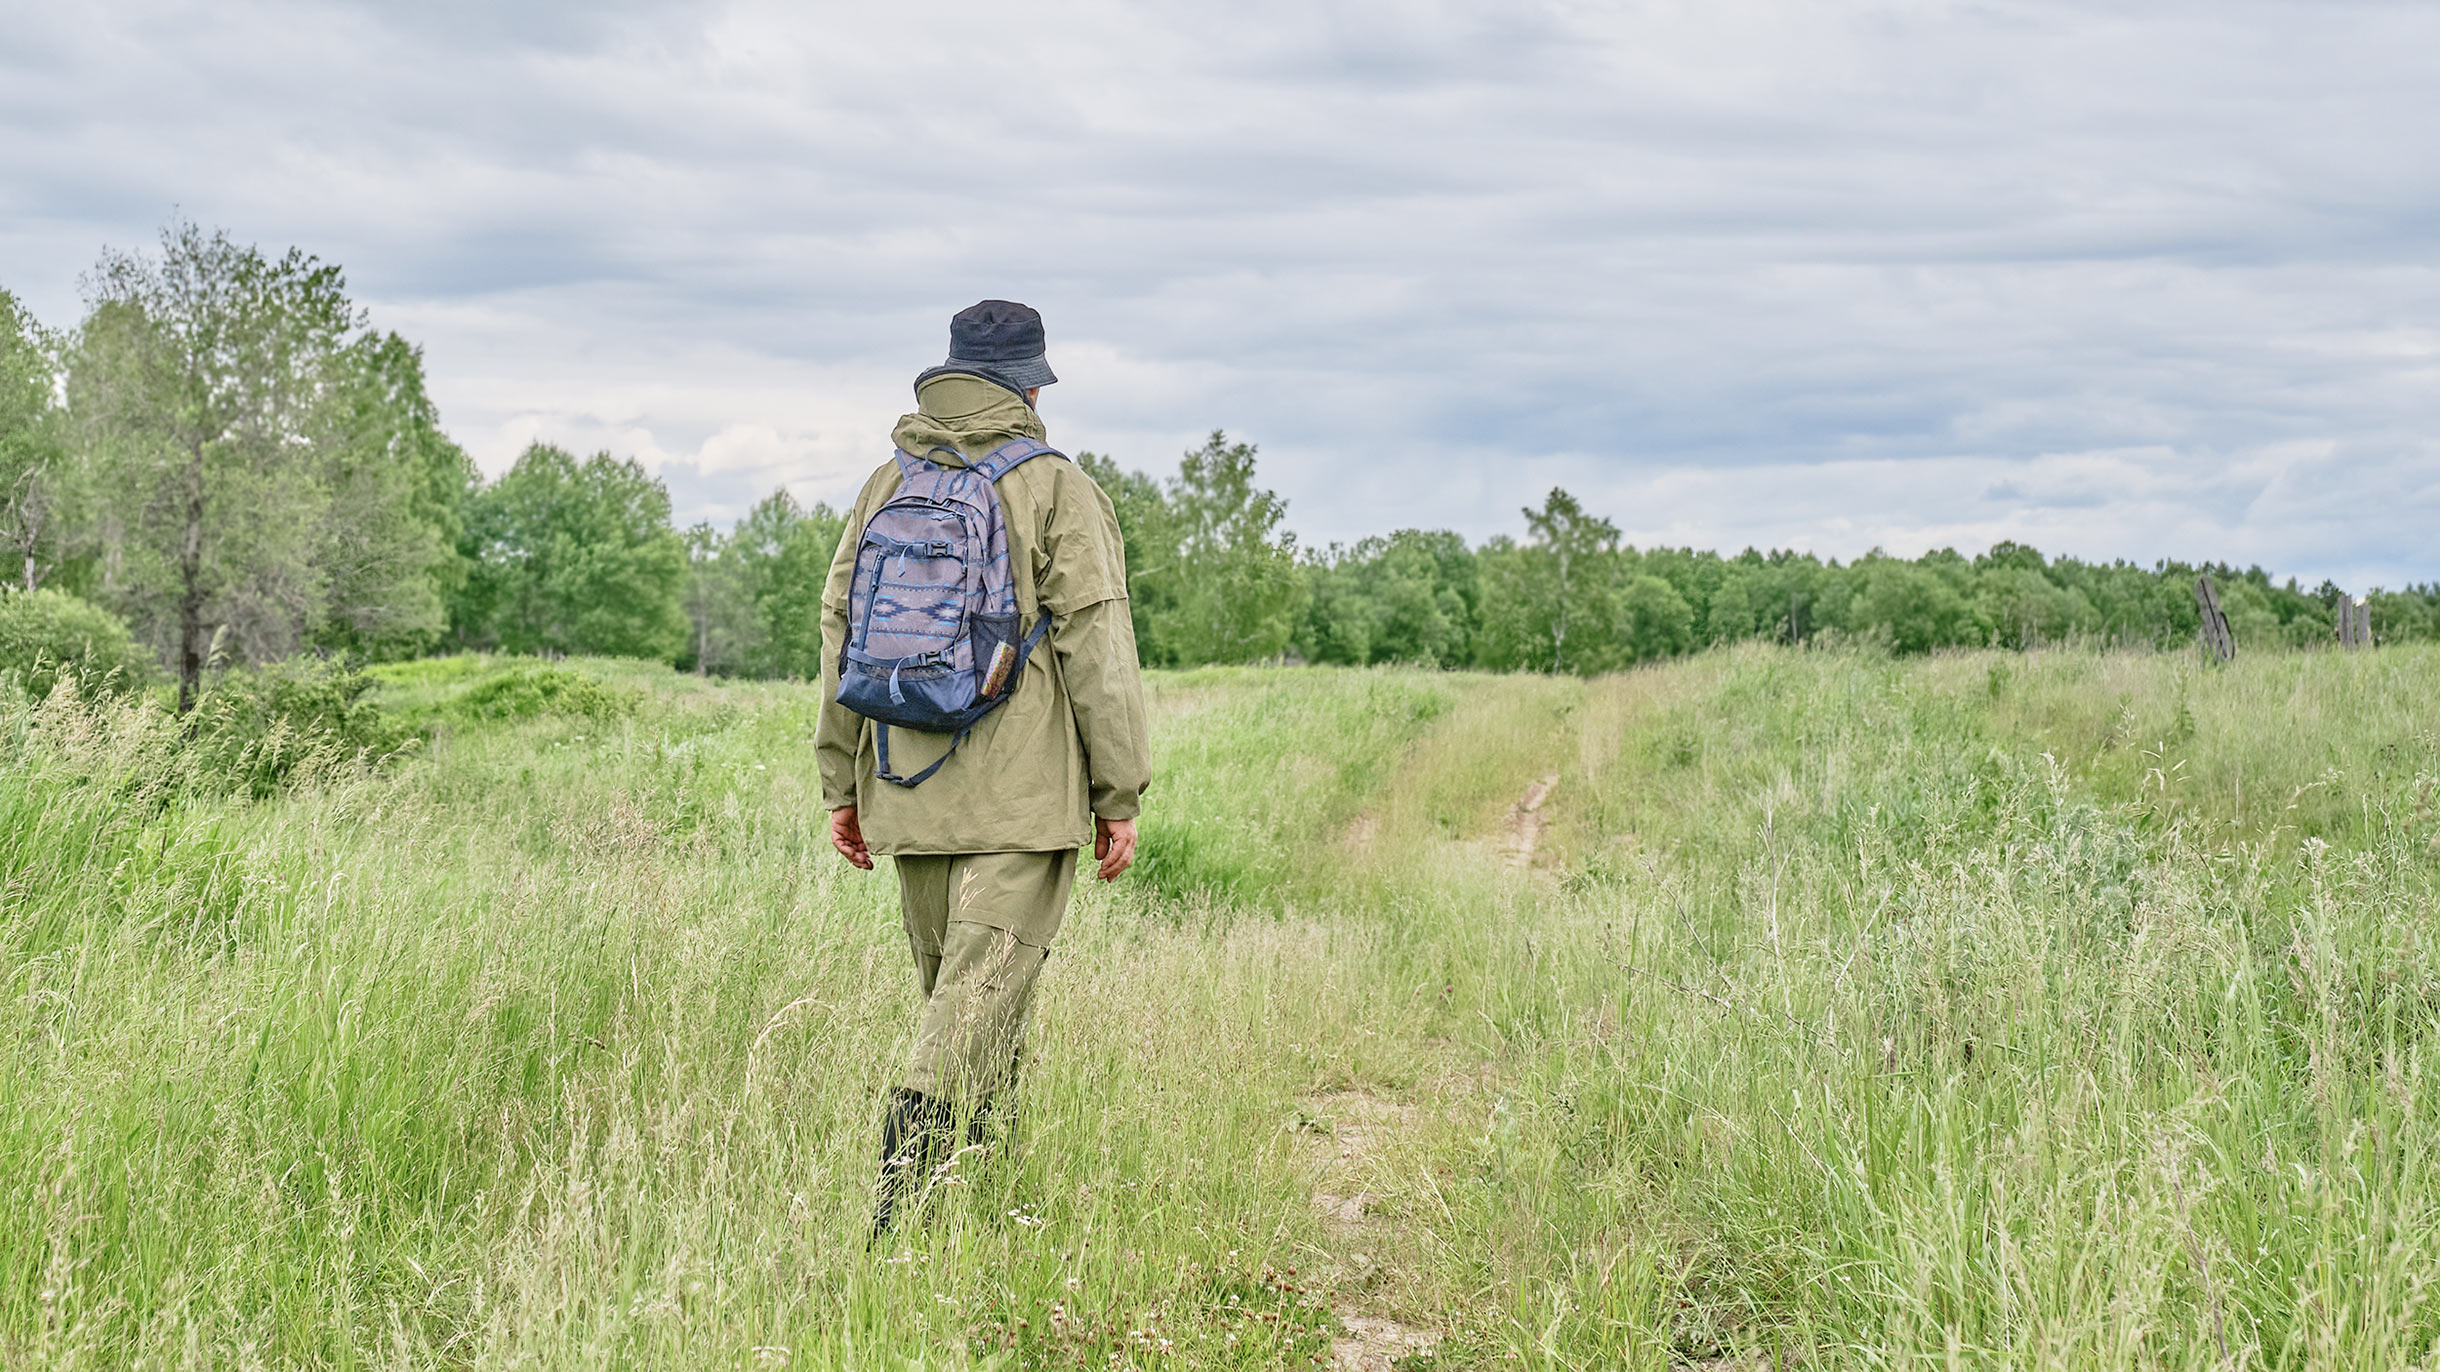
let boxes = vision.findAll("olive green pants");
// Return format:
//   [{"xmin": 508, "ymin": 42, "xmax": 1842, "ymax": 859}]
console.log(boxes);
[{"xmin": 892, "ymin": 849, "xmax": 1076, "ymax": 1101}]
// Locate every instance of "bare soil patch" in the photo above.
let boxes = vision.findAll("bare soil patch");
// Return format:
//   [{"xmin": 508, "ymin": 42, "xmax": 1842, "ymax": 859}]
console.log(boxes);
[
  {"xmin": 1503, "ymin": 774, "xmax": 1560, "ymax": 869},
  {"xmin": 1333, "ymin": 1314, "xmax": 1436, "ymax": 1371},
  {"xmin": 1339, "ymin": 810, "xmax": 1381, "ymax": 856},
  {"xmin": 1293, "ymin": 1090, "xmax": 1439, "ymax": 1370}
]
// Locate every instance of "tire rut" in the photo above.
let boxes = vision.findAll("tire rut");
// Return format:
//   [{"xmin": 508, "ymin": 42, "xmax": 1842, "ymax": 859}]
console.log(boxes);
[
  {"xmin": 1293, "ymin": 1091, "xmax": 1440, "ymax": 1370},
  {"xmin": 1503, "ymin": 773, "xmax": 1559, "ymax": 869}
]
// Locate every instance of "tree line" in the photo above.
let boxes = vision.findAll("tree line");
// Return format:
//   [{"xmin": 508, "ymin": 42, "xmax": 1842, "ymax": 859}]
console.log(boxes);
[
  {"xmin": 6, "ymin": 222, "xmax": 2436, "ymax": 705},
  {"xmin": 1091, "ymin": 438, "xmax": 2440, "ymax": 671}
]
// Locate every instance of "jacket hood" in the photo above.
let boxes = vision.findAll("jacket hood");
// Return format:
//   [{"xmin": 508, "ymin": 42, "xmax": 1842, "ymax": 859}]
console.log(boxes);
[{"xmin": 891, "ymin": 372, "xmax": 1046, "ymax": 469}]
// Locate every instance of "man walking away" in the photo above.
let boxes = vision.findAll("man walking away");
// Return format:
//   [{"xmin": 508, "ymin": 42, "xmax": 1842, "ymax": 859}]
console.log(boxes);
[{"xmin": 816, "ymin": 300, "xmax": 1151, "ymax": 1241}]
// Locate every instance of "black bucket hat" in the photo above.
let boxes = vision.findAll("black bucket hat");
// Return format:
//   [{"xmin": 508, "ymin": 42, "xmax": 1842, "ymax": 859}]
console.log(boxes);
[{"xmin": 936, "ymin": 299, "xmax": 1056, "ymax": 392}]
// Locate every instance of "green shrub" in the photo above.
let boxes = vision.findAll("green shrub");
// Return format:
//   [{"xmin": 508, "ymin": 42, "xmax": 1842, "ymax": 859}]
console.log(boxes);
[
  {"xmin": 366, "ymin": 654, "xmax": 487, "ymax": 689},
  {"xmin": 187, "ymin": 657, "xmax": 414, "ymax": 797},
  {"xmin": 0, "ymin": 587, "xmax": 154, "ymax": 697},
  {"xmin": 448, "ymin": 663, "xmax": 633, "ymax": 723}
]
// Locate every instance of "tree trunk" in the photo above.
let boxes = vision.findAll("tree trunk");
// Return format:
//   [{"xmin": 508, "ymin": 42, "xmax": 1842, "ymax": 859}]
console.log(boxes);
[
  {"xmin": 177, "ymin": 579, "xmax": 202, "ymax": 712},
  {"xmin": 1552, "ymin": 548, "xmax": 1570, "ymax": 673},
  {"xmin": 7, "ymin": 472, "xmax": 44, "ymax": 591},
  {"xmin": 176, "ymin": 441, "xmax": 205, "ymax": 713}
]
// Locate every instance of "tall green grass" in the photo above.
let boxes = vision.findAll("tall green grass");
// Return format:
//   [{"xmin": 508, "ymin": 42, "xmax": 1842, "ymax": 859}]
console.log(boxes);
[
  {"xmin": 1, "ymin": 646, "xmax": 2433, "ymax": 1368},
  {"xmin": 1487, "ymin": 644, "xmax": 2440, "ymax": 1366}
]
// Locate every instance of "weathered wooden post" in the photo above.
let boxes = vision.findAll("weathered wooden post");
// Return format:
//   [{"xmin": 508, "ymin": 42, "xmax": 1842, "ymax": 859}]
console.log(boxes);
[
  {"xmin": 2194, "ymin": 574, "xmax": 2235, "ymax": 663},
  {"xmin": 2332, "ymin": 594, "xmax": 2373, "ymax": 649}
]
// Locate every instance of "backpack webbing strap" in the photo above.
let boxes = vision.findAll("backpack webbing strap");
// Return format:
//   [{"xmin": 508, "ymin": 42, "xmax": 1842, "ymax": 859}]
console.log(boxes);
[
  {"xmin": 968, "ymin": 437, "xmax": 1061, "ymax": 483},
  {"xmin": 874, "ymin": 721, "xmax": 967, "ymax": 789},
  {"xmin": 892, "ymin": 449, "xmax": 935, "ymax": 481},
  {"xmin": 1015, "ymin": 608, "xmax": 1053, "ymax": 663}
]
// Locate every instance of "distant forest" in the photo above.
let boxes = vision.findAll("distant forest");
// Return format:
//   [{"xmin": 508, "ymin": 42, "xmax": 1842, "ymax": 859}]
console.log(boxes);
[{"xmin": 5, "ymin": 223, "xmax": 2435, "ymax": 705}]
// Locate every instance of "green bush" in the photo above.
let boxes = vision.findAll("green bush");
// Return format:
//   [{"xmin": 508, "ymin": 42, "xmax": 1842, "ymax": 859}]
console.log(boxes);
[
  {"xmin": 448, "ymin": 663, "xmax": 634, "ymax": 723},
  {"xmin": 0, "ymin": 587, "xmax": 154, "ymax": 697},
  {"xmin": 187, "ymin": 657, "xmax": 414, "ymax": 797}
]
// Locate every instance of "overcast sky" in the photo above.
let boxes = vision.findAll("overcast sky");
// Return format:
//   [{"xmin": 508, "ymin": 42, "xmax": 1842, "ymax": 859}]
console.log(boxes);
[{"xmin": 5, "ymin": 0, "xmax": 2436, "ymax": 586}]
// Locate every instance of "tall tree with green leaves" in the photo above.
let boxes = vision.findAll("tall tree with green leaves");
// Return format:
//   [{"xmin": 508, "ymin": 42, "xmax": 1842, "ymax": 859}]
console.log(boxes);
[
  {"xmin": 1297, "ymin": 544, "xmax": 1381, "ymax": 666},
  {"xmin": 1471, "ymin": 487, "xmax": 1621, "ymax": 673},
  {"xmin": 1524, "ymin": 488, "xmax": 1618, "ymax": 673},
  {"xmin": 679, "ymin": 489, "xmax": 844, "ymax": 678},
  {"xmin": 1074, "ymin": 450, "xmax": 1179, "ymax": 663},
  {"xmin": 1844, "ymin": 556, "xmax": 1979, "ymax": 653},
  {"xmin": 1151, "ymin": 431, "xmax": 1306, "ymax": 664},
  {"xmin": 0, "ymin": 289, "xmax": 75, "ymax": 593},
  {"xmin": 311, "ymin": 330, "xmax": 477, "ymax": 658},
  {"xmin": 1614, "ymin": 573, "xmax": 1694, "ymax": 663},
  {"xmin": 680, "ymin": 520, "xmax": 748, "ymax": 675},
  {"xmin": 733, "ymin": 490, "xmax": 842, "ymax": 678},
  {"xmin": 455, "ymin": 443, "xmax": 687, "ymax": 660},
  {"xmin": 1705, "ymin": 563, "xmax": 1762, "ymax": 642},
  {"xmin": 70, "ymin": 221, "xmax": 424, "ymax": 709},
  {"xmin": 1295, "ymin": 529, "xmax": 1476, "ymax": 667}
]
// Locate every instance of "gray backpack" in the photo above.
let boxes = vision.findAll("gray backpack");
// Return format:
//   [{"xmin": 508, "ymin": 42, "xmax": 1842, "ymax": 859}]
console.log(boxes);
[{"xmin": 836, "ymin": 437, "xmax": 1057, "ymax": 786}]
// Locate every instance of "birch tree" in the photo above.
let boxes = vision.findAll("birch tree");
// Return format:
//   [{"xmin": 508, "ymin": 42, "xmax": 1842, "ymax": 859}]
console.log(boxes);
[
  {"xmin": 1519, "ymin": 487, "xmax": 1618, "ymax": 673},
  {"xmin": 1152, "ymin": 431, "xmax": 1306, "ymax": 664}
]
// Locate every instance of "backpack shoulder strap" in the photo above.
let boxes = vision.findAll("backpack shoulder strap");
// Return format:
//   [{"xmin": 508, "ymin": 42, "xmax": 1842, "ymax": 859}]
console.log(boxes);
[{"xmin": 968, "ymin": 437, "xmax": 1062, "ymax": 484}]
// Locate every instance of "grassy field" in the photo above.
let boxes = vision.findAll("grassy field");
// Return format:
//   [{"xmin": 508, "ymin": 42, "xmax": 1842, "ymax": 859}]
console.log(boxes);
[{"xmin": 4, "ymin": 644, "xmax": 2438, "ymax": 1369}]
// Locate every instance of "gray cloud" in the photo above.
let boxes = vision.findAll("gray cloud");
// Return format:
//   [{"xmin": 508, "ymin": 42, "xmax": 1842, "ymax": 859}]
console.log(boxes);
[{"xmin": 4, "ymin": 0, "xmax": 2436, "ymax": 584}]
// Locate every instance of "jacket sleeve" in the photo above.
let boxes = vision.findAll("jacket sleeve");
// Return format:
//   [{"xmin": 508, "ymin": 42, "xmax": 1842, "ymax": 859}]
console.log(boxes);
[
  {"xmin": 1051, "ymin": 597, "xmax": 1150, "ymax": 820},
  {"xmin": 815, "ymin": 485, "xmax": 874, "ymax": 812},
  {"xmin": 1039, "ymin": 466, "xmax": 1151, "ymax": 821},
  {"xmin": 816, "ymin": 594, "xmax": 860, "ymax": 811}
]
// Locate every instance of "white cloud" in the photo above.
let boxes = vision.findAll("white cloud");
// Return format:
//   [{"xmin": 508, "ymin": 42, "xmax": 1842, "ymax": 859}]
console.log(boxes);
[{"xmin": 2, "ymin": 0, "xmax": 2436, "ymax": 586}]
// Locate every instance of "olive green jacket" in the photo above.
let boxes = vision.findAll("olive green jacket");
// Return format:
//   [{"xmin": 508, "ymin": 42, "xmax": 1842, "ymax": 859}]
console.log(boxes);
[{"xmin": 815, "ymin": 374, "xmax": 1151, "ymax": 854}]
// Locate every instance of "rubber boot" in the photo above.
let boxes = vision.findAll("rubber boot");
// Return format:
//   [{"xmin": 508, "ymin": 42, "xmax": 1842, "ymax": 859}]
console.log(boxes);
[{"xmin": 870, "ymin": 1087, "xmax": 942, "ymax": 1245}]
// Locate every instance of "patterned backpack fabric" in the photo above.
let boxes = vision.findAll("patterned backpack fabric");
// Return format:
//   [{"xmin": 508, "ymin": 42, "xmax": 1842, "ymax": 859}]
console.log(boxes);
[{"xmin": 837, "ymin": 437, "xmax": 1059, "ymax": 787}]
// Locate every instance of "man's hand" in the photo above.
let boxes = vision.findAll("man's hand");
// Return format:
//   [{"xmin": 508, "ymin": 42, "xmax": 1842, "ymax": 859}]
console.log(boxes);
[
  {"xmin": 829, "ymin": 806, "xmax": 873, "ymax": 870},
  {"xmin": 1094, "ymin": 816, "xmax": 1137, "ymax": 882}
]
